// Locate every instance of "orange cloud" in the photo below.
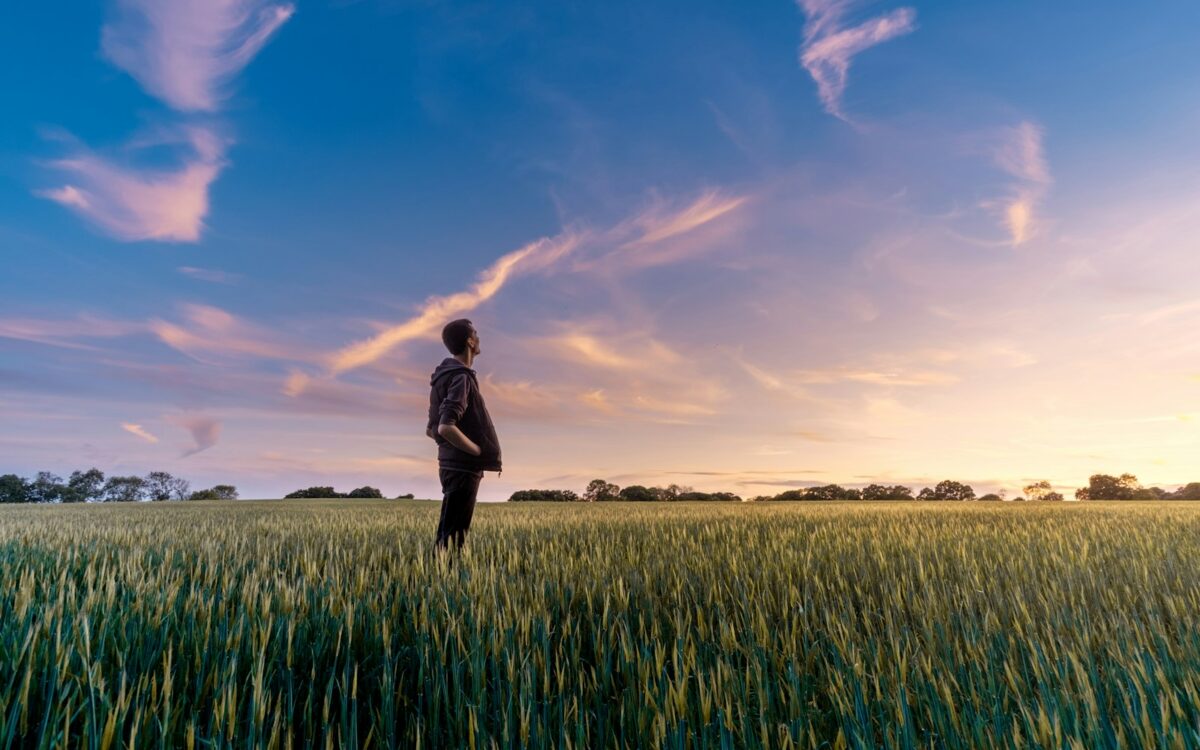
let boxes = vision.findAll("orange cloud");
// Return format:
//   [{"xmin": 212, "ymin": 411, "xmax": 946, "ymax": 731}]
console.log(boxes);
[
  {"xmin": 325, "ymin": 233, "xmax": 583, "ymax": 377},
  {"xmin": 120, "ymin": 422, "xmax": 159, "ymax": 443},
  {"xmin": 990, "ymin": 122, "xmax": 1051, "ymax": 245}
]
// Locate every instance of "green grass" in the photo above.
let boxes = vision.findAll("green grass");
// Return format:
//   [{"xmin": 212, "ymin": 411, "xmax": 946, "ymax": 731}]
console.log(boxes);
[{"xmin": 2, "ymin": 499, "xmax": 1200, "ymax": 748}]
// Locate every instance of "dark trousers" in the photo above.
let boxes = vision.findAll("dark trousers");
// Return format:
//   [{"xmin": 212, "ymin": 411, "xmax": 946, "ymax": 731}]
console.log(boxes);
[{"xmin": 435, "ymin": 467, "xmax": 482, "ymax": 551}]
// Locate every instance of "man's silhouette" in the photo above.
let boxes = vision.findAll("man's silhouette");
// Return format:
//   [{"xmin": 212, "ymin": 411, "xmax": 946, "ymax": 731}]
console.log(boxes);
[{"xmin": 427, "ymin": 318, "xmax": 502, "ymax": 552}]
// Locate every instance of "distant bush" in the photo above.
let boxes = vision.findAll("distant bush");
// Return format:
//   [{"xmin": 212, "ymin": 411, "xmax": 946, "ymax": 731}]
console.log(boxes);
[
  {"xmin": 347, "ymin": 486, "xmax": 384, "ymax": 498},
  {"xmin": 189, "ymin": 485, "xmax": 238, "ymax": 501},
  {"xmin": 395, "ymin": 493, "xmax": 415, "ymax": 500},
  {"xmin": 285, "ymin": 487, "xmax": 343, "ymax": 499}
]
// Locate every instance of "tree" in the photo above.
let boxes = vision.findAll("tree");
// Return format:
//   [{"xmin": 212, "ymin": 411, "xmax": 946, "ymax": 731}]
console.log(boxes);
[
  {"xmin": 211, "ymin": 485, "xmax": 238, "ymax": 500},
  {"xmin": 1023, "ymin": 480, "xmax": 1054, "ymax": 501},
  {"xmin": 66, "ymin": 468, "xmax": 105, "ymax": 503},
  {"xmin": 28, "ymin": 472, "xmax": 67, "ymax": 503},
  {"xmin": 1174, "ymin": 483, "xmax": 1200, "ymax": 500},
  {"xmin": 1042, "ymin": 491, "xmax": 1065, "ymax": 501},
  {"xmin": 771, "ymin": 489, "xmax": 810, "ymax": 501},
  {"xmin": 168, "ymin": 476, "xmax": 191, "ymax": 501},
  {"xmin": 144, "ymin": 471, "xmax": 177, "ymax": 501},
  {"xmin": 583, "ymin": 479, "xmax": 620, "ymax": 502},
  {"xmin": 806, "ymin": 484, "xmax": 861, "ymax": 502},
  {"xmin": 977, "ymin": 493, "xmax": 1003, "ymax": 502},
  {"xmin": 657, "ymin": 484, "xmax": 693, "ymax": 501},
  {"xmin": 103, "ymin": 475, "xmax": 147, "ymax": 502},
  {"xmin": 190, "ymin": 484, "xmax": 238, "ymax": 500},
  {"xmin": 919, "ymin": 481, "xmax": 976, "ymax": 501},
  {"xmin": 937, "ymin": 480, "xmax": 975, "ymax": 501},
  {"xmin": 347, "ymin": 486, "xmax": 384, "ymax": 498},
  {"xmin": 395, "ymin": 493, "xmax": 415, "ymax": 500},
  {"xmin": 861, "ymin": 484, "xmax": 913, "ymax": 501},
  {"xmin": 618, "ymin": 485, "xmax": 656, "ymax": 502},
  {"xmin": 284, "ymin": 487, "xmax": 343, "ymax": 499},
  {"xmin": 1075, "ymin": 473, "xmax": 1139, "ymax": 501},
  {"xmin": 676, "ymin": 491, "xmax": 742, "ymax": 502},
  {"xmin": 0, "ymin": 474, "xmax": 30, "ymax": 504}
]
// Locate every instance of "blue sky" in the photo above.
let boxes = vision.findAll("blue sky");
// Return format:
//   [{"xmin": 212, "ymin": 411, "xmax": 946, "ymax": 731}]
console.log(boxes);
[{"xmin": 3, "ymin": 0, "xmax": 1200, "ymax": 500}]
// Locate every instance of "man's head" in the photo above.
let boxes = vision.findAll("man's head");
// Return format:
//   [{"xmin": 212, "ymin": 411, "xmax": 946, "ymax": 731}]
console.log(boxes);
[{"xmin": 442, "ymin": 318, "xmax": 480, "ymax": 358}]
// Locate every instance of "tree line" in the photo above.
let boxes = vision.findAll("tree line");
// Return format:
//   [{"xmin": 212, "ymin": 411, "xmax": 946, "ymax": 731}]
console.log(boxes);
[
  {"xmin": 0, "ymin": 468, "xmax": 238, "ymax": 503},
  {"xmin": 283, "ymin": 486, "xmax": 415, "ymax": 499},
  {"xmin": 508, "ymin": 474, "xmax": 1200, "ymax": 503},
  {"xmin": 509, "ymin": 481, "xmax": 743, "ymax": 502}
]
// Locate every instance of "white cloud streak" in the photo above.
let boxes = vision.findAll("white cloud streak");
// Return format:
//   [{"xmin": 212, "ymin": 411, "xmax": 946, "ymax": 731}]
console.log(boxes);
[
  {"xmin": 797, "ymin": 0, "xmax": 916, "ymax": 121},
  {"xmin": 178, "ymin": 266, "xmax": 242, "ymax": 283},
  {"xmin": 102, "ymin": 0, "xmax": 294, "ymax": 112}
]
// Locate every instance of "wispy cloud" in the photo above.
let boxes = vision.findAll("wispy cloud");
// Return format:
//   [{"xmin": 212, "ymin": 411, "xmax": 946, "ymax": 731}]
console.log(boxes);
[
  {"xmin": 797, "ymin": 0, "xmax": 916, "ymax": 121},
  {"xmin": 40, "ymin": 0, "xmax": 291, "ymax": 241},
  {"xmin": 325, "ymin": 233, "xmax": 584, "ymax": 377},
  {"xmin": 583, "ymin": 190, "xmax": 749, "ymax": 272},
  {"xmin": 102, "ymin": 0, "xmax": 295, "ymax": 112},
  {"xmin": 178, "ymin": 266, "xmax": 242, "ymax": 284},
  {"xmin": 38, "ymin": 127, "xmax": 225, "ymax": 242},
  {"xmin": 795, "ymin": 367, "xmax": 959, "ymax": 386},
  {"xmin": 120, "ymin": 422, "xmax": 159, "ymax": 443},
  {"xmin": 0, "ymin": 314, "xmax": 142, "ymax": 349},
  {"xmin": 150, "ymin": 303, "xmax": 313, "ymax": 362},
  {"xmin": 166, "ymin": 413, "xmax": 222, "ymax": 456},
  {"xmin": 535, "ymin": 325, "xmax": 684, "ymax": 372},
  {"xmin": 627, "ymin": 190, "xmax": 748, "ymax": 246},
  {"xmin": 989, "ymin": 121, "xmax": 1051, "ymax": 245}
]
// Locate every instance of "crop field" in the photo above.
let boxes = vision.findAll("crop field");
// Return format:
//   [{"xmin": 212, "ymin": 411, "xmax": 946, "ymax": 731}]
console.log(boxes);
[{"xmin": 2, "ymin": 500, "xmax": 1200, "ymax": 749}]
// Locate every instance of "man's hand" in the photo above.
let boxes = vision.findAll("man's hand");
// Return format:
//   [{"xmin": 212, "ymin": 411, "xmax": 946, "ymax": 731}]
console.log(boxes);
[{"xmin": 437, "ymin": 423, "xmax": 482, "ymax": 456}]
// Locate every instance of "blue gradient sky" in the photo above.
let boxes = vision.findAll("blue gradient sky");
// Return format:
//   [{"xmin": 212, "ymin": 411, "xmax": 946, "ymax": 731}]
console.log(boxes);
[{"xmin": 3, "ymin": 0, "xmax": 1200, "ymax": 500}]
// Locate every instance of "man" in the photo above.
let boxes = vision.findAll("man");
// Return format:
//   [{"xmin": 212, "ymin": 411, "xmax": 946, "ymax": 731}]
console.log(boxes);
[{"xmin": 427, "ymin": 318, "xmax": 502, "ymax": 552}]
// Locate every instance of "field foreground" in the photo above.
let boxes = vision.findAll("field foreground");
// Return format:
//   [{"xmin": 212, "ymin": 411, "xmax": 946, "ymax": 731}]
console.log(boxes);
[{"xmin": 2, "ymin": 500, "xmax": 1199, "ymax": 749}]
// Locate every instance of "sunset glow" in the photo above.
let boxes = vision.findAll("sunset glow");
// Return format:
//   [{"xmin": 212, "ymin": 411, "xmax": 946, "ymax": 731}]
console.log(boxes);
[{"xmin": 3, "ymin": 0, "xmax": 1199, "ymax": 500}]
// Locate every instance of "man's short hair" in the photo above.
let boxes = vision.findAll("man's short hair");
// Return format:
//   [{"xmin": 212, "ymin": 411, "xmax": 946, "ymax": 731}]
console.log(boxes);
[{"xmin": 442, "ymin": 319, "xmax": 474, "ymax": 355}]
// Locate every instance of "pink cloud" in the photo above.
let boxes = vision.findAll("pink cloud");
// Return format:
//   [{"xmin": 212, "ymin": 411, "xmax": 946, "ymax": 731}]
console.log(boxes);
[
  {"xmin": 102, "ymin": 0, "xmax": 294, "ymax": 112},
  {"xmin": 797, "ymin": 0, "xmax": 917, "ymax": 121},
  {"xmin": 38, "ymin": 127, "xmax": 226, "ymax": 242},
  {"xmin": 150, "ymin": 303, "xmax": 314, "ymax": 362},
  {"xmin": 166, "ymin": 414, "xmax": 222, "ymax": 456}
]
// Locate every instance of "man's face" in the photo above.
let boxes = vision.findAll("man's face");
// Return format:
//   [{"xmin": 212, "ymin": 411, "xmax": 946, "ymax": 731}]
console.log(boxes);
[{"xmin": 468, "ymin": 327, "xmax": 481, "ymax": 356}]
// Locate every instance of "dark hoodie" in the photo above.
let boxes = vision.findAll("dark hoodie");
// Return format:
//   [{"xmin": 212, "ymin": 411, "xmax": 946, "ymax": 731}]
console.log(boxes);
[{"xmin": 427, "ymin": 358, "xmax": 502, "ymax": 473}]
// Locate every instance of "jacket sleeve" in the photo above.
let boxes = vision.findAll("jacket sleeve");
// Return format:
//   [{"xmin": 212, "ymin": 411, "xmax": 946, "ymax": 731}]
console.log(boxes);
[{"xmin": 438, "ymin": 373, "xmax": 472, "ymax": 426}]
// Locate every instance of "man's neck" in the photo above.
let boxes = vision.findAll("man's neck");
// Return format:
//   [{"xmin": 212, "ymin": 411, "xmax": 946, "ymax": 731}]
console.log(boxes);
[{"xmin": 454, "ymin": 352, "xmax": 474, "ymax": 368}]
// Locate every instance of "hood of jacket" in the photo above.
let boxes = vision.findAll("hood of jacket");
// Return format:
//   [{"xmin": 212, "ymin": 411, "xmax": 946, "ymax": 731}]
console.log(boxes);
[{"xmin": 430, "ymin": 358, "xmax": 474, "ymax": 386}]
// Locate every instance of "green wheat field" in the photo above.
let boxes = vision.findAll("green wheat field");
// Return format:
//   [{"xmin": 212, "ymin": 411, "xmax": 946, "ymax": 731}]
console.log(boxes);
[{"xmin": 2, "ymin": 500, "xmax": 1199, "ymax": 749}]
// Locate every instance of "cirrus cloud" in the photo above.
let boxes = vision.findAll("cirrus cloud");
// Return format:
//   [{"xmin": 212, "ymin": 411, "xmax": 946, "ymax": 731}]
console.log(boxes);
[
  {"xmin": 102, "ymin": 0, "xmax": 295, "ymax": 112},
  {"xmin": 797, "ymin": 0, "xmax": 917, "ymax": 121},
  {"xmin": 38, "ymin": 127, "xmax": 225, "ymax": 243}
]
